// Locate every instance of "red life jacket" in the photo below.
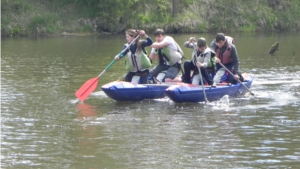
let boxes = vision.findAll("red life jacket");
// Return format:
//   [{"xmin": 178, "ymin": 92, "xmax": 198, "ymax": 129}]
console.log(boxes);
[{"xmin": 215, "ymin": 41, "xmax": 233, "ymax": 65}]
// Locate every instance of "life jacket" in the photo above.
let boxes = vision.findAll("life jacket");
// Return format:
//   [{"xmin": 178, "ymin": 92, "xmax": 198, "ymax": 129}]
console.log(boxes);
[
  {"xmin": 215, "ymin": 41, "xmax": 233, "ymax": 65},
  {"xmin": 225, "ymin": 36, "xmax": 234, "ymax": 45},
  {"xmin": 191, "ymin": 46, "xmax": 216, "ymax": 69},
  {"xmin": 211, "ymin": 36, "xmax": 234, "ymax": 51},
  {"xmin": 156, "ymin": 36, "xmax": 183, "ymax": 66},
  {"xmin": 125, "ymin": 45, "xmax": 151, "ymax": 72}
]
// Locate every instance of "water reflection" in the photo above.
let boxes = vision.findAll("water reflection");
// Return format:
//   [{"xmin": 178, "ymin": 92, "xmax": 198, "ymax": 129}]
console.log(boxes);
[
  {"xmin": 74, "ymin": 103, "xmax": 99, "ymax": 164},
  {"xmin": 85, "ymin": 101, "xmax": 247, "ymax": 168},
  {"xmin": 76, "ymin": 103, "xmax": 97, "ymax": 120}
]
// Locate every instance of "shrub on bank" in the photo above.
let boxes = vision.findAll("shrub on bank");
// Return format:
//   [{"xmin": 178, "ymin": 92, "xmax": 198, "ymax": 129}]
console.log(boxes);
[{"xmin": 1, "ymin": 0, "xmax": 300, "ymax": 37}]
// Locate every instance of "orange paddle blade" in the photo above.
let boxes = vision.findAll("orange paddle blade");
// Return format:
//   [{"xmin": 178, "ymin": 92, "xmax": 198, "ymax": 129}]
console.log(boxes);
[{"xmin": 75, "ymin": 77, "xmax": 99, "ymax": 101}]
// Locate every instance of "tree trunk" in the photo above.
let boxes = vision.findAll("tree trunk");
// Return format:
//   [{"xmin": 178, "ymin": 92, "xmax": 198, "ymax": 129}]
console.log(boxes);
[{"xmin": 172, "ymin": 0, "xmax": 177, "ymax": 17}]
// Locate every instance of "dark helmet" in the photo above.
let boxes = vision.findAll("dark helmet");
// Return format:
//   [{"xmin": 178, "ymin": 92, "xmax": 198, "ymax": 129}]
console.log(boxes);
[{"xmin": 197, "ymin": 38, "xmax": 206, "ymax": 48}]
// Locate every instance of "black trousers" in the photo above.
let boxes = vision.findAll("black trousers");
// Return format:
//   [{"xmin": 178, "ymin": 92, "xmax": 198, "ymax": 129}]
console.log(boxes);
[
  {"xmin": 124, "ymin": 69, "xmax": 149, "ymax": 84},
  {"xmin": 183, "ymin": 60, "xmax": 214, "ymax": 85}
]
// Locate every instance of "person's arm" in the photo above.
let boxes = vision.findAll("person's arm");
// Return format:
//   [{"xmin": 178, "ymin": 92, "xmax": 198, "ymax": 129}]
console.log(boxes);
[
  {"xmin": 151, "ymin": 36, "xmax": 169, "ymax": 49},
  {"xmin": 184, "ymin": 37, "xmax": 196, "ymax": 48},
  {"xmin": 149, "ymin": 48, "xmax": 157, "ymax": 60},
  {"xmin": 183, "ymin": 41, "xmax": 195, "ymax": 49},
  {"xmin": 142, "ymin": 37, "xmax": 153, "ymax": 47},
  {"xmin": 139, "ymin": 30, "xmax": 153, "ymax": 47},
  {"xmin": 115, "ymin": 45, "xmax": 129, "ymax": 60},
  {"xmin": 210, "ymin": 40, "xmax": 217, "ymax": 52},
  {"xmin": 231, "ymin": 45, "xmax": 240, "ymax": 74},
  {"xmin": 183, "ymin": 41, "xmax": 190, "ymax": 47},
  {"xmin": 151, "ymin": 41, "xmax": 168, "ymax": 49}
]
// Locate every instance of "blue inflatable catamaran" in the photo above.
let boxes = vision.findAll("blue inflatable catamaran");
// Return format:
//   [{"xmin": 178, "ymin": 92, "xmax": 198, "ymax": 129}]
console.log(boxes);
[{"xmin": 101, "ymin": 73, "xmax": 253, "ymax": 103}]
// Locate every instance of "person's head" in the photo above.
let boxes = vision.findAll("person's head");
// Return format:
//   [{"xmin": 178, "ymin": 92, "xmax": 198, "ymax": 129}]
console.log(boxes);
[
  {"xmin": 125, "ymin": 29, "xmax": 138, "ymax": 42},
  {"xmin": 197, "ymin": 37, "xmax": 207, "ymax": 52},
  {"xmin": 215, "ymin": 33, "xmax": 226, "ymax": 48},
  {"xmin": 154, "ymin": 29, "xmax": 165, "ymax": 42}
]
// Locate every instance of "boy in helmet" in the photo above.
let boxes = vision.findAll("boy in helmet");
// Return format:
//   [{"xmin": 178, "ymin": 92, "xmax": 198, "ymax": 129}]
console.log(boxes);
[{"xmin": 183, "ymin": 37, "xmax": 216, "ymax": 86}]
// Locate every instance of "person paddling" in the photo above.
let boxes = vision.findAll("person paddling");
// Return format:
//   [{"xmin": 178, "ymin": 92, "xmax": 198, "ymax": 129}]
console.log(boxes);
[
  {"xmin": 115, "ymin": 29, "xmax": 153, "ymax": 84},
  {"xmin": 149, "ymin": 29, "xmax": 184, "ymax": 83},
  {"xmin": 183, "ymin": 37, "xmax": 216, "ymax": 87},
  {"xmin": 210, "ymin": 33, "xmax": 243, "ymax": 85}
]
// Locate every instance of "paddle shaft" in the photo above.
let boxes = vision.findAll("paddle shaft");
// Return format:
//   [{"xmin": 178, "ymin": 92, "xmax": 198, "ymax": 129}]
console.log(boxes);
[
  {"xmin": 97, "ymin": 59, "xmax": 116, "ymax": 78},
  {"xmin": 218, "ymin": 62, "xmax": 254, "ymax": 95},
  {"xmin": 197, "ymin": 67, "xmax": 209, "ymax": 102},
  {"xmin": 98, "ymin": 35, "xmax": 140, "ymax": 77}
]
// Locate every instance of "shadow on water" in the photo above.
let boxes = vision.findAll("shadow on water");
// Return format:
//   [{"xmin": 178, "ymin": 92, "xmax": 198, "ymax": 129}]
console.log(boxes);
[{"xmin": 1, "ymin": 32, "xmax": 300, "ymax": 168}]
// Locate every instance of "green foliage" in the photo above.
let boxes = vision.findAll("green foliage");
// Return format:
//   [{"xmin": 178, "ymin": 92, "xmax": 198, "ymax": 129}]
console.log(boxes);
[
  {"xmin": 198, "ymin": 23, "xmax": 207, "ymax": 33},
  {"xmin": 137, "ymin": 14, "xmax": 151, "ymax": 24},
  {"xmin": 28, "ymin": 14, "xmax": 60, "ymax": 35},
  {"xmin": 77, "ymin": 25, "xmax": 93, "ymax": 32},
  {"xmin": 238, "ymin": 24, "xmax": 256, "ymax": 32},
  {"xmin": 267, "ymin": 14, "xmax": 276, "ymax": 30},
  {"xmin": 1, "ymin": 0, "xmax": 34, "ymax": 14},
  {"xmin": 10, "ymin": 27, "xmax": 21, "ymax": 36},
  {"xmin": 154, "ymin": 0, "xmax": 171, "ymax": 22},
  {"xmin": 2, "ymin": 0, "xmax": 300, "ymax": 36}
]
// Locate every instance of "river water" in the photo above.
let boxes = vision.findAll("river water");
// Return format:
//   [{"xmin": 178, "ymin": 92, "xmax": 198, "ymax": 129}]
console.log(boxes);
[{"xmin": 1, "ymin": 32, "xmax": 300, "ymax": 168}]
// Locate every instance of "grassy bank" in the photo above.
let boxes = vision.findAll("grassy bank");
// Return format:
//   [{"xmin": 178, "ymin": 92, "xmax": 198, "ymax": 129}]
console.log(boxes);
[{"xmin": 1, "ymin": 0, "xmax": 300, "ymax": 37}]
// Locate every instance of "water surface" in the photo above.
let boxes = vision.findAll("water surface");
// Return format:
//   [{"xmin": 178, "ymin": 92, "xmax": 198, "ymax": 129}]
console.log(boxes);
[{"xmin": 1, "ymin": 32, "xmax": 300, "ymax": 168}]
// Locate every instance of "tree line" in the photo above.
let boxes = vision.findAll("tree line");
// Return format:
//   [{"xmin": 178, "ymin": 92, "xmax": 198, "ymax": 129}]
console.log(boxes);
[{"xmin": 1, "ymin": 0, "xmax": 300, "ymax": 36}]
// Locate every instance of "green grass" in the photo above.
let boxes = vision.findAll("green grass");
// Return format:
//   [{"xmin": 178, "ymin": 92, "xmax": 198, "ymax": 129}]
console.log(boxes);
[
  {"xmin": 1, "ymin": 0, "xmax": 300, "ymax": 37},
  {"xmin": 27, "ymin": 14, "xmax": 60, "ymax": 35}
]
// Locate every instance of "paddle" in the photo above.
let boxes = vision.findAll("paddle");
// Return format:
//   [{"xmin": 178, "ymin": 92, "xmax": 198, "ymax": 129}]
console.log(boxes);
[
  {"xmin": 75, "ymin": 35, "xmax": 140, "ymax": 101},
  {"xmin": 197, "ymin": 67, "xmax": 209, "ymax": 102},
  {"xmin": 218, "ymin": 62, "xmax": 255, "ymax": 96},
  {"xmin": 192, "ymin": 39, "xmax": 209, "ymax": 102}
]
